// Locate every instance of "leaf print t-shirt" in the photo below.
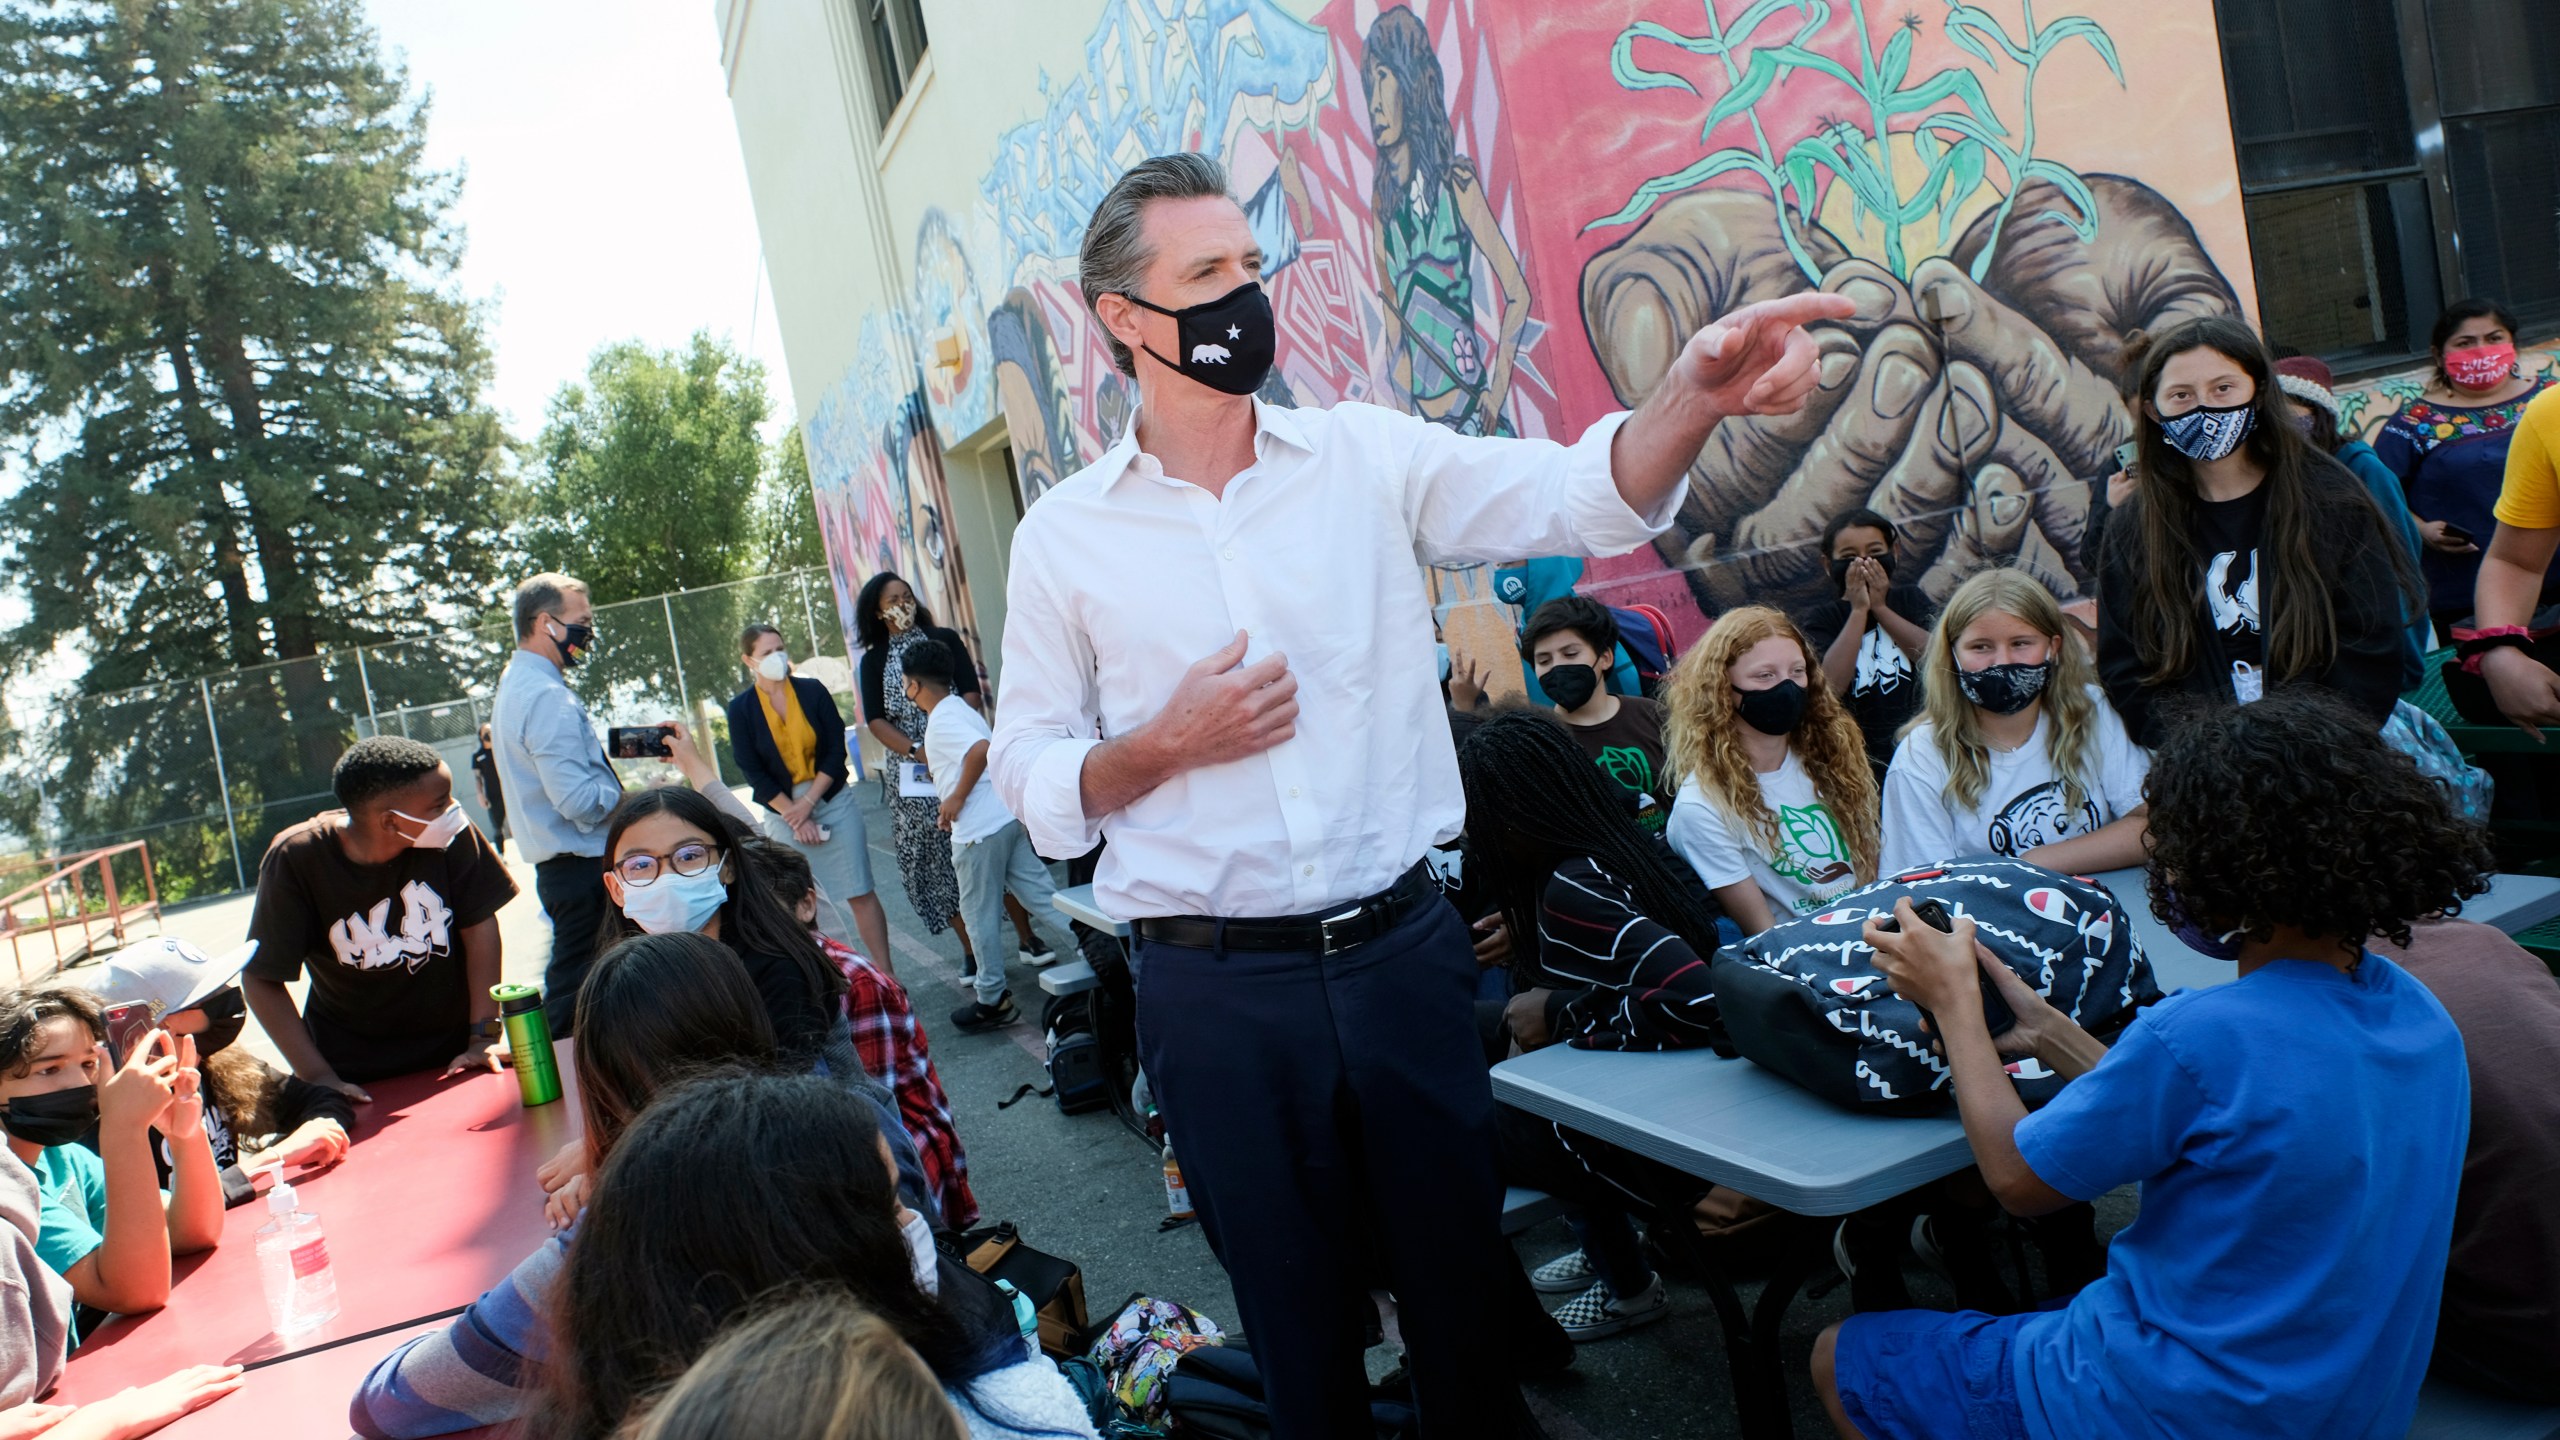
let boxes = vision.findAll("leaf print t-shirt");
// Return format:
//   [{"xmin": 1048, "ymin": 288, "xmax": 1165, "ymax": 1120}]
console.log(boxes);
[
  {"xmin": 1562, "ymin": 695, "xmax": 1672, "ymax": 832},
  {"xmin": 1666, "ymin": 752, "xmax": 1860, "ymax": 932},
  {"xmin": 245, "ymin": 812, "xmax": 520, "ymax": 1081}
]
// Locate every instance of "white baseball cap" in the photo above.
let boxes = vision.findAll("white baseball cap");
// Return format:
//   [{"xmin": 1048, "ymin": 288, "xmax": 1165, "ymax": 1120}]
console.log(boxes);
[{"xmin": 89, "ymin": 936, "xmax": 259, "ymax": 1019}]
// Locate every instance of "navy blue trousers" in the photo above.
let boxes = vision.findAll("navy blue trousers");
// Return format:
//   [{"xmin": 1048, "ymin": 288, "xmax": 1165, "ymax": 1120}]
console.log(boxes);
[{"xmin": 1136, "ymin": 895, "xmax": 1535, "ymax": 1439}]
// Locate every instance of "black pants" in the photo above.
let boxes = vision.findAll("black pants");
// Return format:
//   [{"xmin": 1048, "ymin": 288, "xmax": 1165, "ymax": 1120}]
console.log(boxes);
[
  {"xmin": 533, "ymin": 854, "xmax": 610, "ymax": 1037},
  {"xmin": 1136, "ymin": 895, "xmax": 1538, "ymax": 1439}
]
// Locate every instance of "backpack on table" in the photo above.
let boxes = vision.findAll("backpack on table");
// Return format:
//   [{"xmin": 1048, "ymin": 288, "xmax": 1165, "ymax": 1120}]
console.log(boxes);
[{"xmin": 1708, "ymin": 860, "xmax": 2161, "ymax": 1113}]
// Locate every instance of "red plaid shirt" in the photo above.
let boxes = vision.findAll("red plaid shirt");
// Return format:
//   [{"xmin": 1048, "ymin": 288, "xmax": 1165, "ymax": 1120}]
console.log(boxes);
[{"xmin": 820, "ymin": 935, "xmax": 978, "ymax": 1229}]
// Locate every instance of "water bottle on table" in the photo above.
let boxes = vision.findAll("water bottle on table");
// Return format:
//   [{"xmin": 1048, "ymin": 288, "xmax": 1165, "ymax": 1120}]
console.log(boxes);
[{"xmin": 254, "ymin": 1172, "xmax": 340, "ymax": 1336}]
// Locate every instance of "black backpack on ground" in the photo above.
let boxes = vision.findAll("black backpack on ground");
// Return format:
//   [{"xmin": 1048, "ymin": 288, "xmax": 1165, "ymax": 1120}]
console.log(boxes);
[
  {"xmin": 1709, "ymin": 860, "xmax": 2160, "ymax": 1113},
  {"xmin": 1163, "ymin": 1341, "xmax": 1418, "ymax": 1439},
  {"xmin": 1041, "ymin": 991, "xmax": 1113, "ymax": 1115}
]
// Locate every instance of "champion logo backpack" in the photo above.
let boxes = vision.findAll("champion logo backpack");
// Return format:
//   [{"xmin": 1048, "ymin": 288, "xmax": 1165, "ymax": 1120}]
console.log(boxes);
[{"xmin": 1707, "ymin": 861, "xmax": 2162, "ymax": 1113}]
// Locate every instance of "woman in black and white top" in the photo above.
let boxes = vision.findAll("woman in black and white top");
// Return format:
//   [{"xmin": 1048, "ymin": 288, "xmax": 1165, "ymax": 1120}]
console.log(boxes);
[{"xmin": 2094, "ymin": 316, "xmax": 2418, "ymax": 745}]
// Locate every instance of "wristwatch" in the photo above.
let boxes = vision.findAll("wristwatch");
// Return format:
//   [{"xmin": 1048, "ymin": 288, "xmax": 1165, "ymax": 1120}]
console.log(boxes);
[{"xmin": 473, "ymin": 1018, "xmax": 505, "ymax": 1042}]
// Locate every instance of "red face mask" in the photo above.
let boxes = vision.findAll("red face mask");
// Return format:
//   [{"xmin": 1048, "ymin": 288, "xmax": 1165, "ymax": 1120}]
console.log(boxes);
[{"xmin": 2444, "ymin": 341, "xmax": 2518, "ymax": 392}]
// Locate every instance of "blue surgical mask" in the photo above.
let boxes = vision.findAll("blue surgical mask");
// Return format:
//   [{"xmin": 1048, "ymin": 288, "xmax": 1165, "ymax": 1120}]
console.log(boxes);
[
  {"xmin": 618, "ymin": 867, "xmax": 728, "ymax": 935},
  {"xmin": 1436, "ymin": 643, "xmax": 1452, "ymax": 683}
]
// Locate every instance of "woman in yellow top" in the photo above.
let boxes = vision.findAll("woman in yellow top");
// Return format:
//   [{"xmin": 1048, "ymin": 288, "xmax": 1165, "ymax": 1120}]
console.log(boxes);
[{"xmin": 726, "ymin": 624, "xmax": 894, "ymax": 969}]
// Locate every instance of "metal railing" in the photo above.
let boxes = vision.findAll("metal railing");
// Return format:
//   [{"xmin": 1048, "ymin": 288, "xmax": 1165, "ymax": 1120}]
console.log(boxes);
[
  {"xmin": 5, "ymin": 568, "xmax": 852, "ymax": 908},
  {"xmin": 3, "ymin": 841, "xmax": 161, "ymax": 983}
]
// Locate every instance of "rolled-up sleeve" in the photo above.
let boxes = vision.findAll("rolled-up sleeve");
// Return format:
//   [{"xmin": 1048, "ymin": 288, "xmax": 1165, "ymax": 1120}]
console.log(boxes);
[
  {"xmin": 989, "ymin": 538, "xmax": 1107, "ymax": 858},
  {"xmin": 1395, "ymin": 408, "xmax": 1674, "ymax": 567}
]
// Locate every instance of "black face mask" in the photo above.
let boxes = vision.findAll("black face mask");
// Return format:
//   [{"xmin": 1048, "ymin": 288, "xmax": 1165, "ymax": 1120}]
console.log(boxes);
[
  {"xmin": 1121, "ymin": 282, "xmax": 1277, "ymax": 397},
  {"xmin": 1735, "ymin": 679, "xmax": 1808, "ymax": 736},
  {"xmin": 2, "ymin": 1087, "xmax": 99, "ymax": 1149},
  {"xmin": 1955, "ymin": 660, "xmax": 2055, "ymax": 716},
  {"xmin": 1541, "ymin": 663, "xmax": 1600, "ymax": 712},
  {"xmin": 552, "ymin": 618, "xmax": 595, "ymax": 668},
  {"xmin": 1827, "ymin": 553, "xmax": 1895, "ymax": 594},
  {"xmin": 187, "ymin": 987, "xmax": 247, "ymax": 1057}
]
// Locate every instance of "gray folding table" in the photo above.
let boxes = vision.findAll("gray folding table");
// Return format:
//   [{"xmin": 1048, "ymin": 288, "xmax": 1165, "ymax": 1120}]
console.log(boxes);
[{"xmin": 1492, "ymin": 868, "xmax": 2560, "ymax": 1439}]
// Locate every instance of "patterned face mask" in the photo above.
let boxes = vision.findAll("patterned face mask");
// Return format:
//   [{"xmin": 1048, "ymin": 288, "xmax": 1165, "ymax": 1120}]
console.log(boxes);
[{"xmin": 2157, "ymin": 402, "xmax": 2257, "ymax": 462}]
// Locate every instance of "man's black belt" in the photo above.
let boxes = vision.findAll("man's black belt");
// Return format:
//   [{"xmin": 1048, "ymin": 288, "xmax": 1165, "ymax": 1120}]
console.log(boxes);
[{"xmin": 1134, "ymin": 862, "xmax": 1437, "ymax": 956}]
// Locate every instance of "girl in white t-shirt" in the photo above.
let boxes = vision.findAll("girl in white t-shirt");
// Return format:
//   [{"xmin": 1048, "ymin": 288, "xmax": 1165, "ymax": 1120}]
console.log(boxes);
[
  {"xmin": 1663, "ymin": 606, "xmax": 1880, "ymax": 936},
  {"xmin": 1882, "ymin": 568, "xmax": 2151, "ymax": 875}
]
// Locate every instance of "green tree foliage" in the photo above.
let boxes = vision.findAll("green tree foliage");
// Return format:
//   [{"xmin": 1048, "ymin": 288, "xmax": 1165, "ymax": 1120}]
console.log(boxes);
[
  {"xmin": 518, "ymin": 332, "xmax": 772, "ymax": 602},
  {"xmin": 757, "ymin": 424, "xmax": 828, "ymax": 575},
  {"xmin": 0, "ymin": 0, "xmax": 508, "ymax": 888}
]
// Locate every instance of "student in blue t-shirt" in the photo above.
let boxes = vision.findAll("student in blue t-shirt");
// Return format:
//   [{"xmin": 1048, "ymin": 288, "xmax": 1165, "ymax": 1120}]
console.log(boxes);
[{"xmin": 1817, "ymin": 687, "xmax": 2485, "ymax": 1440}]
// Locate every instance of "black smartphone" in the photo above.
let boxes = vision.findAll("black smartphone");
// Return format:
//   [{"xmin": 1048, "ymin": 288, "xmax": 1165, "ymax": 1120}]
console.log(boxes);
[
  {"xmin": 102, "ymin": 1001, "xmax": 155, "ymax": 1068},
  {"xmin": 2441, "ymin": 522, "xmax": 2475, "ymax": 545},
  {"xmin": 607, "ymin": 724, "xmax": 676, "ymax": 760},
  {"xmin": 2112, "ymin": 440, "xmax": 2138, "ymax": 474},
  {"xmin": 1876, "ymin": 899, "xmax": 2018, "ymax": 1038}
]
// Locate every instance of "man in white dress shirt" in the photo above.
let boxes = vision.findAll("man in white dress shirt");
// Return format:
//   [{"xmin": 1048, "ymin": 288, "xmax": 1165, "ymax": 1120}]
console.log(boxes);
[{"xmin": 990, "ymin": 152, "xmax": 1847, "ymax": 1438}]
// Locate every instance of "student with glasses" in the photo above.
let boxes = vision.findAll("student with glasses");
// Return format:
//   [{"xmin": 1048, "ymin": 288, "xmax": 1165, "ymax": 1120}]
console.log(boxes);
[
  {"xmin": 244, "ymin": 736, "xmax": 519, "ymax": 1101},
  {"xmin": 594, "ymin": 787, "xmax": 846, "ymax": 1064}
]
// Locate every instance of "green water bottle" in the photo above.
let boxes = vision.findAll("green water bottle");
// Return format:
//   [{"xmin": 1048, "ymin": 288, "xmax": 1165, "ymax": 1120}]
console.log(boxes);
[{"xmin": 491, "ymin": 983, "xmax": 561, "ymax": 1107}]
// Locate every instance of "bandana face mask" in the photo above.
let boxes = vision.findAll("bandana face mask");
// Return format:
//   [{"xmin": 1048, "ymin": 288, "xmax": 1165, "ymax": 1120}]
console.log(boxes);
[{"xmin": 2157, "ymin": 402, "xmax": 2258, "ymax": 463}]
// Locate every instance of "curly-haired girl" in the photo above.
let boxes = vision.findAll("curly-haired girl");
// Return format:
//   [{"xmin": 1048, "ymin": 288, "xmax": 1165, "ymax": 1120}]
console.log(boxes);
[
  {"xmin": 1881, "ymin": 569, "xmax": 2149, "ymax": 874},
  {"xmin": 1823, "ymin": 687, "xmax": 2486, "ymax": 1440},
  {"xmin": 1661, "ymin": 606, "xmax": 1878, "ymax": 936}
]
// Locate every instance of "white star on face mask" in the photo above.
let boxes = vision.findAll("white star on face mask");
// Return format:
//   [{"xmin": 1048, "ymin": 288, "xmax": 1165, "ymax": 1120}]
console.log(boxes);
[{"xmin": 1227, "ymin": 325, "xmax": 1241, "ymax": 339}]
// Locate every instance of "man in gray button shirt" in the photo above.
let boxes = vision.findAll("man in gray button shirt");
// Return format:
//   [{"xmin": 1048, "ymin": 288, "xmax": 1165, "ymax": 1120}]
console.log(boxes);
[{"xmin": 489, "ymin": 572, "xmax": 622, "ymax": 1033}]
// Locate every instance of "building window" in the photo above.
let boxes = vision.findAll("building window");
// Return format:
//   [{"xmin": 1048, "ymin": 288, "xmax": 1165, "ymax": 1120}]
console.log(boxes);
[
  {"xmin": 862, "ymin": 0, "xmax": 929, "ymax": 128},
  {"xmin": 2216, "ymin": 0, "xmax": 2560, "ymax": 367},
  {"xmin": 2429, "ymin": 0, "xmax": 2560, "ymax": 328},
  {"xmin": 2216, "ymin": 0, "xmax": 2439, "ymax": 367}
]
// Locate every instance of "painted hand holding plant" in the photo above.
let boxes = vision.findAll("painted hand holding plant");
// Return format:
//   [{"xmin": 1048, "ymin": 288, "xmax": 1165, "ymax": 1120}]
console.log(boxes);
[{"xmin": 1578, "ymin": 1, "xmax": 2235, "ymax": 616}]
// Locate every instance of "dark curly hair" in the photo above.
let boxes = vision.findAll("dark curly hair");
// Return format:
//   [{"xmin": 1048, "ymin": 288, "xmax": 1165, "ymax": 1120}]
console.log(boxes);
[{"xmin": 2142, "ymin": 688, "xmax": 2492, "ymax": 949}]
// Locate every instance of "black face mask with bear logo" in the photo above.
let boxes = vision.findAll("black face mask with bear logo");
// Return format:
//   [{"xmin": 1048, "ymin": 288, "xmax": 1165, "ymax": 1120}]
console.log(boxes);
[{"xmin": 1121, "ymin": 282, "xmax": 1276, "ymax": 397}]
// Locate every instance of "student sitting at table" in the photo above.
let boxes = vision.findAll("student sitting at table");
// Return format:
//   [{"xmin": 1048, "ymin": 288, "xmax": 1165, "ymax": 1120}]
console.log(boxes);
[
  {"xmin": 350, "ymin": 931, "xmax": 783, "ymax": 1438},
  {"xmin": 1819, "ymin": 688, "xmax": 2486, "ymax": 1440},
  {"xmin": 1663, "ymin": 606, "xmax": 1880, "ymax": 936},
  {"xmin": 524, "ymin": 1072, "xmax": 1094, "ymax": 1440},
  {"xmin": 243, "ymin": 736, "xmax": 518, "ymax": 1102},
  {"xmin": 0, "ymin": 987, "xmax": 223, "ymax": 1332},
  {"xmin": 1455, "ymin": 711, "xmax": 1740, "ymax": 1342},
  {"xmin": 1879, "ymin": 569, "xmax": 2150, "ymax": 875},
  {"xmin": 2370, "ymin": 919, "xmax": 2560, "ymax": 1404},
  {"xmin": 87, "ymin": 938, "xmax": 354, "ymax": 1205},
  {"xmin": 761, "ymin": 841, "xmax": 979, "ymax": 1231},
  {"xmin": 625, "ymin": 1294, "xmax": 968, "ymax": 1440},
  {"xmin": 0, "ymin": 1126, "xmax": 72, "ymax": 1405},
  {"xmin": 595, "ymin": 787, "xmax": 845, "ymax": 1063}
]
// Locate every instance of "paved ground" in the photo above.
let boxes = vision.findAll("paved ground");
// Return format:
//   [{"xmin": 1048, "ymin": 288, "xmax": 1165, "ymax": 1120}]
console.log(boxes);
[{"xmin": 107, "ymin": 785, "xmax": 2128, "ymax": 1439}]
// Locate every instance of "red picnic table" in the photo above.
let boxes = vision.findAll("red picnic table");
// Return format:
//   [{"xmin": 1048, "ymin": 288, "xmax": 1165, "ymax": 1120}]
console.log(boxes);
[{"xmin": 53, "ymin": 1046, "xmax": 581, "ymax": 1437}]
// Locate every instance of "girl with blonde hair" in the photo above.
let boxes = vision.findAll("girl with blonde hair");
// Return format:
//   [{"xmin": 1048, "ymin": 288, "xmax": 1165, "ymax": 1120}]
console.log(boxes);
[
  {"xmin": 627, "ymin": 1294, "xmax": 967, "ymax": 1440},
  {"xmin": 1663, "ymin": 606, "xmax": 1880, "ymax": 936},
  {"xmin": 1881, "ymin": 568, "xmax": 2150, "ymax": 875}
]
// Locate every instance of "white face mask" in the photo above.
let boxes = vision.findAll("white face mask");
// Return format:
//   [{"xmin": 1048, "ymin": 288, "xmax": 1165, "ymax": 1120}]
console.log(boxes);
[
  {"xmin": 392, "ymin": 804, "xmax": 470, "ymax": 850},
  {"xmin": 616, "ymin": 867, "xmax": 728, "ymax": 934},
  {"xmin": 755, "ymin": 651, "xmax": 791, "ymax": 682}
]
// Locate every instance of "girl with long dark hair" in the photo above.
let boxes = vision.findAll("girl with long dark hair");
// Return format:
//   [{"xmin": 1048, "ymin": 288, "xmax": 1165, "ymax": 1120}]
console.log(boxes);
[
  {"xmin": 595, "ymin": 786, "xmax": 846, "ymax": 1061},
  {"xmin": 351, "ymin": 932, "xmax": 781, "ymax": 1438},
  {"xmin": 526, "ymin": 1072, "xmax": 1092, "ymax": 1440},
  {"xmin": 2095, "ymin": 315, "xmax": 2419, "ymax": 744},
  {"xmin": 1456, "ymin": 711, "xmax": 1732, "ymax": 1342}
]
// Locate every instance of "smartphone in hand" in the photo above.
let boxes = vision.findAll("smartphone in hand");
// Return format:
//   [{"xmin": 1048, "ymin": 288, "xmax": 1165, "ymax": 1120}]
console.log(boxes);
[
  {"xmin": 1876, "ymin": 899, "xmax": 2018, "ymax": 1038},
  {"xmin": 607, "ymin": 724, "xmax": 676, "ymax": 759},
  {"xmin": 2441, "ymin": 522, "xmax": 2475, "ymax": 545},
  {"xmin": 102, "ymin": 1001, "xmax": 156, "ymax": 1069}
]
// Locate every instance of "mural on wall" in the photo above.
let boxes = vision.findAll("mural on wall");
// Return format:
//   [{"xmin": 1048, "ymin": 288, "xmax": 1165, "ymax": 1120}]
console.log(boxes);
[{"xmin": 796, "ymin": 0, "xmax": 2266, "ymax": 701}]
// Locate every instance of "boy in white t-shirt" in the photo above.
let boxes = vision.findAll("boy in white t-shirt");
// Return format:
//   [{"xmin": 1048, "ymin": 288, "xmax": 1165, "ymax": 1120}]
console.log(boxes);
[{"xmin": 900, "ymin": 637, "xmax": 1061, "ymax": 1032}]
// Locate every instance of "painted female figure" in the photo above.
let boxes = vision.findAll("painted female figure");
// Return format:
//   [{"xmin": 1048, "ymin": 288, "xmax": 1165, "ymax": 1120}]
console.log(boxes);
[{"xmin": 1362, "ymin": 4, "xmax": 1530, "ymax": 437}]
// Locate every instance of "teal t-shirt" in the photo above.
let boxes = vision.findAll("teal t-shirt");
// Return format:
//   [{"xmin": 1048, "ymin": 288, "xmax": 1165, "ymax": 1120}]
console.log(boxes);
[{"xmin": 32, "ymin": 1144, "xmax": 107, "ymax": 1278}]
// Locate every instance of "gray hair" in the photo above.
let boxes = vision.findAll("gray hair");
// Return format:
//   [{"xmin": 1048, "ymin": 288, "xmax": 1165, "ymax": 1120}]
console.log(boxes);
[
  {"xmin": 1078, "ymin": 152, "xmax": 1232, "ymax": 378},
  {"xmin": 513, "ymin": 572, "xmax": 589, "ymax": 640}
]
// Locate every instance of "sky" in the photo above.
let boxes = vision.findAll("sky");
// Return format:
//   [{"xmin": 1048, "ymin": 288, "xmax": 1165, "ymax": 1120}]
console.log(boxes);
[{"xmin": 363, "ymin": 0, "xmax": 791, "ymax": 437}]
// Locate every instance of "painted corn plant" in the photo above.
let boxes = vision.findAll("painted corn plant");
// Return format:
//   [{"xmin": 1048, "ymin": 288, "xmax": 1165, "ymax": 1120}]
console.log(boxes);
[{"xmin": 1589, "ymin": 0, "xmax": 2124, "ymax": 286}]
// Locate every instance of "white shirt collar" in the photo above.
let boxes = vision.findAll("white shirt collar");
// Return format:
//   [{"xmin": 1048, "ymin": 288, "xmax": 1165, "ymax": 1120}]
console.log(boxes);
[{"xmin": 1097, "ymin": 396, "xmax": 1313, "ymax": 494}]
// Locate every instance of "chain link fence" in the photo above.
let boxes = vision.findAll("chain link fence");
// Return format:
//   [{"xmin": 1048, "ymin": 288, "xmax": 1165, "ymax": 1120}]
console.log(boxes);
[{"xmin": 14, "ymin": 569, "xmax": 853, "ymax": 906}]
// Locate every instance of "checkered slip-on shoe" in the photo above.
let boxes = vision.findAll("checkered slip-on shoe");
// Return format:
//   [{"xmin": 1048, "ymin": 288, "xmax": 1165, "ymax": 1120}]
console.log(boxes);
[
  {"xmin": 1550, "ymin": 1276, "xmax": 1668, "ymax": 1342},
  {"xmin": 1530, "ymin": 1249, "xmax": 1599, "ymax": 1295}
]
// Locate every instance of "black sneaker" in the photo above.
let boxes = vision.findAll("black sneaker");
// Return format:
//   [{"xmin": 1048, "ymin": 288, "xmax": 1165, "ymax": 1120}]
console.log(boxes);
[
  {"xmin": 1018, "ymin": 941, "xmax": 1058, "ymax": 967},
  {"xmin": 949, "ymin": 994, "xmax": 1019, "ymax": 1033}
]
